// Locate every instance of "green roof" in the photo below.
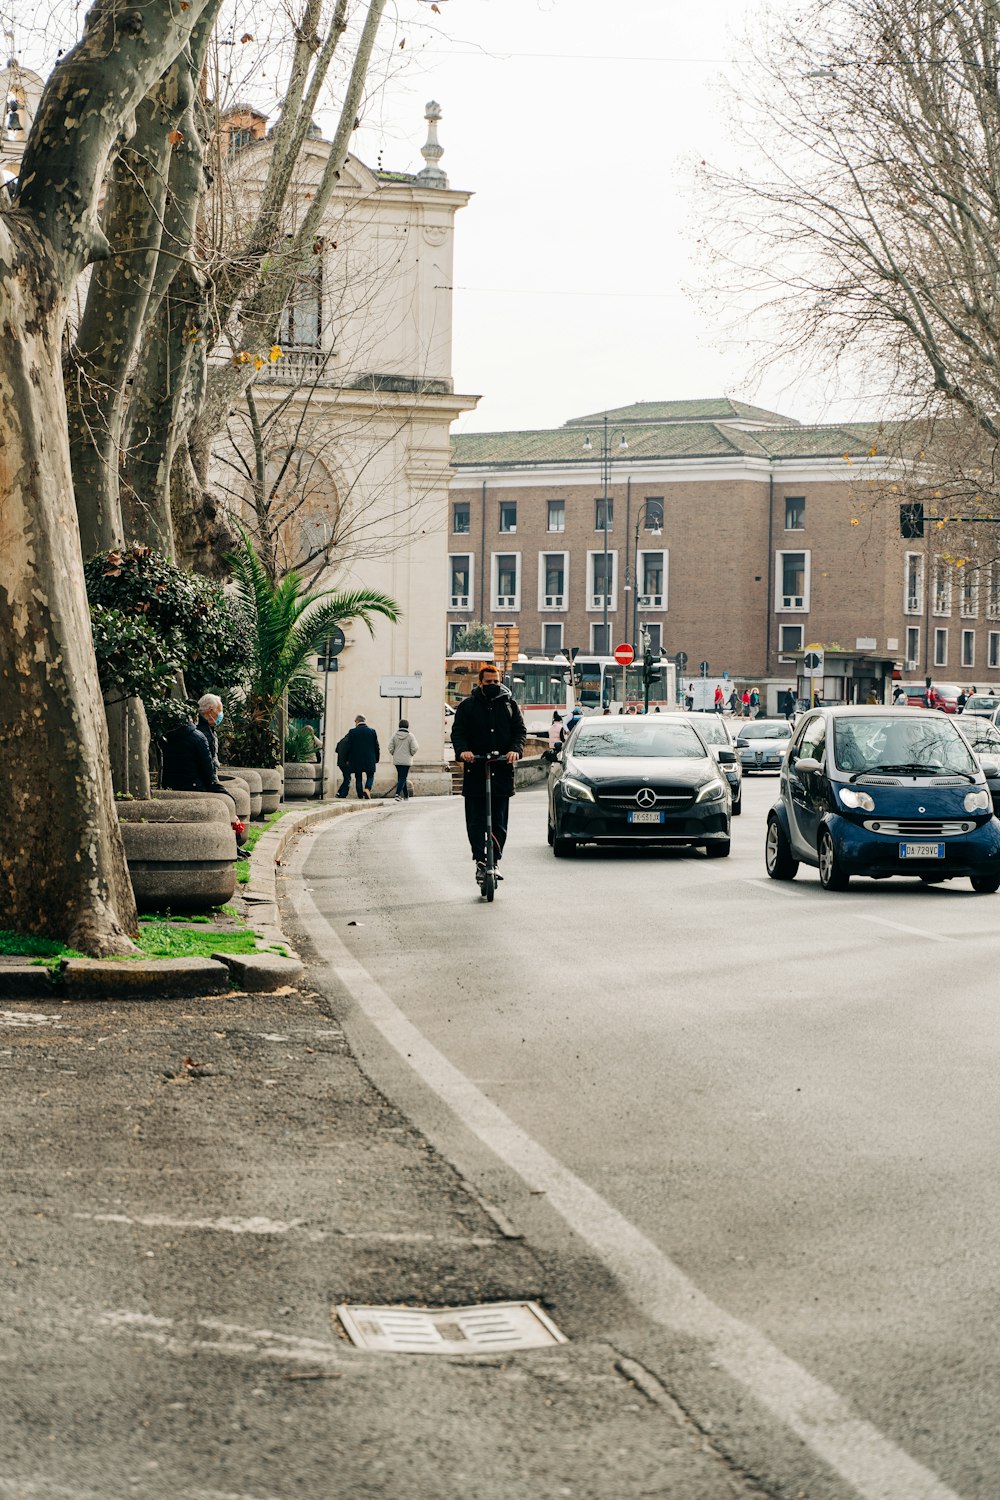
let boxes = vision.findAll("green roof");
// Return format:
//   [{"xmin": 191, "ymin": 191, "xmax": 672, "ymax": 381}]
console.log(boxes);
[
  {"xmin": 450, "ymin": 417, "xmax": 914, "ymax": 469},
  {"xmin": 563, "ymin": 397, "xmax": 798, "ymax": 427}
]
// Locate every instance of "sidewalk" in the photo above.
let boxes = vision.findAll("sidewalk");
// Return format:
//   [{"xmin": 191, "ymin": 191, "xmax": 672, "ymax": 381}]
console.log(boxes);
[{"xmin": 0, "ymin": 890, "xmax": 772, "ymax": 1498}]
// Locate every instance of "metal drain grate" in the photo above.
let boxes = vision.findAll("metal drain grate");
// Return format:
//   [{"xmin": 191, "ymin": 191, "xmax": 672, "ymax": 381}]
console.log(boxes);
[{"xmin": 335, "ymin": 1300, "xmax": 566, "ymax": 1354}]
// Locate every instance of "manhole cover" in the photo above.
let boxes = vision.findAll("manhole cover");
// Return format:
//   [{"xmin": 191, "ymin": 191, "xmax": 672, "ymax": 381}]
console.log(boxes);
[{"xmin": 335, "ymin": 1300, "xmax": 566, "ymax": 1354}]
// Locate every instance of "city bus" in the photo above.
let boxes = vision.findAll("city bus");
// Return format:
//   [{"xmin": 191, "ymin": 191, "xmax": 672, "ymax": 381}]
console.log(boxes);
[{"xmin": 445, "ymin": 652, "xmax": 677, "ymax": 735}]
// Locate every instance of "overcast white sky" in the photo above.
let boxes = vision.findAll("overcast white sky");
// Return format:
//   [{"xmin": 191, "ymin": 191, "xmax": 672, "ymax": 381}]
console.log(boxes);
[{"xmin": 351, "ymin": 0, "xmax": 858, "ymax": 435}]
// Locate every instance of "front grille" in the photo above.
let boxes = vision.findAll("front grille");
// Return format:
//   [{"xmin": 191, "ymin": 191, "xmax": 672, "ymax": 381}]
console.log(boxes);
[
  {"xmin": 597, "ymin": 790, "xmax": 694, "ymax": 809},
  {"xmin": 861, "ymin": 819, "xmax": 974, "ymax": 837}
]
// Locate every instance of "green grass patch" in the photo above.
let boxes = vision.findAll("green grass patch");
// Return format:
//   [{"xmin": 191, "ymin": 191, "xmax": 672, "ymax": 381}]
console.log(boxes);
[
  {"xmin": 0, "ymin": 928, "xmax": 87, "ymax": 960},
  {"xmin": 236, "ymin": 810, "xmax": 286, "ymax": 885},
  {"xmin": 133, "ymin": 920, "xmax": 259, "ymax": 960}
]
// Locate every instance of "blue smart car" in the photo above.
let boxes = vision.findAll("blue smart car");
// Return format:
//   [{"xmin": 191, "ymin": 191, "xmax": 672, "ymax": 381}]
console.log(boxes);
[{"xmin": 765, "ymin": 706, "xmax": 1000, "ymax": 892}]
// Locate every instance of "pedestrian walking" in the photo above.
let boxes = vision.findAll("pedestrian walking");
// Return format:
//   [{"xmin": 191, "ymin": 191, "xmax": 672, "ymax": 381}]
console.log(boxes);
[
  {"xmin": 741, "ymin": 689, "xmax": 751, "ymax": 717},
  {"xmin": 343, "ymin": 714, "xmax": 380, "ymax": 799},
  {"xmin": 388, "ymin": 719, "xmax": 419, "ymax": 800},
  {"xmin": 561, "ymin": 706, "xmax": 584, "ymax": 741},
  {"xmin": 684, "ymin": 687, "xmax": 694, "ymax": 712},
  {"xmin": 334, "ymin": 731, "xmax": 353, "ymax": 798},
  {"xmin": 548, "ymin": 712, "xmax": 564, "ymax": 749},
  {"xmin": 714, "ymin": 684, "xmax": 725, "ymax": 714},
  {"xmin": 957, "ymin": 688, "xmax": 968, "ymax": 710},
  {"xmin": 728, "ymin": 688, "xmax": 739, "ymax": 715},
  {"xmin": 893, "ymin": 685, "xmax": 907, "ymax": 707},
  {"xmin": 750, "ymin": 687, "xmax": 760, "ymax": 715}
]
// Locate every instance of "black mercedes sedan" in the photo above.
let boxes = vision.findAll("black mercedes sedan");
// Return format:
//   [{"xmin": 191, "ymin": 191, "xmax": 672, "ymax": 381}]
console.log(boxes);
[{"xmin": 546, "ymin": 714, "xmax": 732, "ymax": 858}]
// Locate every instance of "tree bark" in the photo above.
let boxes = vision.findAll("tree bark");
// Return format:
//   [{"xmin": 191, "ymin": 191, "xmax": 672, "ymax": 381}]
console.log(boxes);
[{"xmin": 0, "ymin": 230, "xmax": 137, "ymax": 951}]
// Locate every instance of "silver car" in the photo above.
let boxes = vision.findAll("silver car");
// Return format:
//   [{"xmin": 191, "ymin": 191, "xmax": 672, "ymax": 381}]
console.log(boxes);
[
  {"xmin": 736, "ymin": 718, "xmax": 794, "ymax": 774},
  {"xmin": 688, "ymin": 712, "xmax": 743, "ymax": 814}
]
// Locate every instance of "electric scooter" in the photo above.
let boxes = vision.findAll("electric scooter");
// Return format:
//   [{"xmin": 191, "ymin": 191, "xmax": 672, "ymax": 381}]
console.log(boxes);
[{"xmin": 473, "ymin": 752, "xmax": 502, "ymax": 901}]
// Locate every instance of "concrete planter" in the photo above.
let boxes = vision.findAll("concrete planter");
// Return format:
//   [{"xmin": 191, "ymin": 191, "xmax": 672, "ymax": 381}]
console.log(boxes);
[
  {"xmin": 221, "ymin": 766, "xmax": 264, "ymax": 819},
  {"xmin": 217, "ymin": 773, "xmax": 252, "ymax": 839},
  {"xmin": 117, "ymin": 797, "xmax": 237, "ymax": 911},
  {"xmin": 258, "ymin": 767, "xmax": 282, "ymax": 814},
  {"xmin": 284, "ymin": 762, "xmax": 323, "ymax": 799}
]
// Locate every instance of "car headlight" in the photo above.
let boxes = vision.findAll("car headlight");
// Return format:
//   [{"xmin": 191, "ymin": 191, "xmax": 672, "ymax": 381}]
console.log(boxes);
[
  {"xmin": 839, "ymin": 788, "xmax": 875, "ymax": 812},
  {"xmin": 695, "ymin": 778, "xmax": 726, "ymax": 803},
  {"xmin": 964, "ymin": 789, "xmax": 991, "ymax": 813},
  {"xmin": 560, "ymin": 776, "xmax": 595, "ymax": 803}
]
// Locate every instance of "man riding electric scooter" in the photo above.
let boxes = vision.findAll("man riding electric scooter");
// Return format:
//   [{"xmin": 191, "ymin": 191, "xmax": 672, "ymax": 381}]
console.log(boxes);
[{"xmin": 451, "ymin": 664, "xmax": 526, "ymax": 894}]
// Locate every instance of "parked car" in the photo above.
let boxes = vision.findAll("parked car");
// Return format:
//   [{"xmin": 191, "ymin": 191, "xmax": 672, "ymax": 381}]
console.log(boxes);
[
  {"xmin": 961, "ymin": 693, "xmax": 1000, "ymax": 718},
  {"xmin": 955, "ymin": 716, "xmax": 1000, "ymax": 815},
  {"xmin": 547, "ymin": 714, "xmax": 731, "ymax": 858},
  {"xmin": 901, "ymin": 681, "xmax": 961, "ymax": 711},
  {"xmin": 735, "ymin": 719, "xmax": 794, "ymax": 773},
  {"xmin": 688, "ymin": 712, "xmax": 743, "ymax": 814},
  {"xmin": 765, "ymin": 706, "xmax": 1000, "ymax": 892}
]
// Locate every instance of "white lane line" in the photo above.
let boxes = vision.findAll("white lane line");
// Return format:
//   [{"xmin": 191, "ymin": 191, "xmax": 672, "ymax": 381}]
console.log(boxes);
[
  {"xmin": 74, "ymin": 1212, "xmax": 303, "ymax": 1235},
  {"xmin": 290, "ymin": 823, "xmax": 961, "ymax": 1500},
  {"xmin": 99, "ymin": 1310, "xmax": 346, "ymax": 1369},
  {"xmin": 855, "ymin": 914, "xmax": 955, "ymax": 943}
]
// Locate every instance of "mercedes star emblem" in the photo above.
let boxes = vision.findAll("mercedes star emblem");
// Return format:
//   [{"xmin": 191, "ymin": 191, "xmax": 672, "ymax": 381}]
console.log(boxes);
[{"xmin": 636, "ymin": 787, "xmax": 657, "ymax": 808}]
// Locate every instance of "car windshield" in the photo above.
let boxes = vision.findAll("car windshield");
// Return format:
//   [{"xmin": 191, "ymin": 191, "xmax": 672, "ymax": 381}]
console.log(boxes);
[
  {"xmin": 736, "ymin": 721, "xmax": 791, "ymax": 742},
  {"xmin": 690, "ymin": 717, "xmax": 727, "ymax": 745},
  {"xmin": 967, "ymin": 697, "xmax": 1000, "ymax": 712},
  {"xmin": 962, "ymin": 722, "xmax": 1000, "ymax": 751},
  {"xmin": 572, "ymin": 722, "xmax": 707, "ymax": 759},
  {"xmin": 832, "ymin": 715, "xmax": 978, "ymax": 775}
]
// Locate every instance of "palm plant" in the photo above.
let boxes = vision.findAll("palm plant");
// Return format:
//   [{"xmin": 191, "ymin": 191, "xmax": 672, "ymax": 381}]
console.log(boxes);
[{"xmin": 223, "ymin": 529, "xmax": 400, "ymax": 767}]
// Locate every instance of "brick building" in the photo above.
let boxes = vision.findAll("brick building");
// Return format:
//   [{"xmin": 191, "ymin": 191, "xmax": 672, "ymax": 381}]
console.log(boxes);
[{"xmin": 448, "ymin": 398, "xmax": 994, "ymax": 712}]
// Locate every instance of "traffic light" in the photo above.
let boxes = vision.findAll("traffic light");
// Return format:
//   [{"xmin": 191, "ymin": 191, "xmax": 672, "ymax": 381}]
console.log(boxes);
[
  {"xmin": 643, "ymin": 649, "xmax": 661, "ymax": 687},
  {"xmin": 900, "ymin": 502, "xmax": 925, "ymax": 539}
]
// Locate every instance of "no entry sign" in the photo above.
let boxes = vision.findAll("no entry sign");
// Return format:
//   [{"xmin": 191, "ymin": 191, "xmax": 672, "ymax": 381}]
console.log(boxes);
[{"xmin": 613, "ymin": 643, "xmax": 634, "ymax": 666}]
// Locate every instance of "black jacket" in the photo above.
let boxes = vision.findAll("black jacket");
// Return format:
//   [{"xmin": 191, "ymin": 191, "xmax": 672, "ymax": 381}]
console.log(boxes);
[
  {"xmin": 197, "ymin": 715, "xmax": 219, "ymax": 771},
  {"xmin": 344, "ymin": 722, "xmax": 380, "ymax": 774},
  {"xmin": 451, "ymin": 685, "xmax": 527, "ymax": 794},
  {"xmin": 161, "ymin": 722, "xmax": 227, "ymax": 795}
]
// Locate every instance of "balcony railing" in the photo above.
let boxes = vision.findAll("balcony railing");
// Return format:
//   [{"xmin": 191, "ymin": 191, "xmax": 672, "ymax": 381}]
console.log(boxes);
[{"xmin": 255, "ymin": 348, "xmax": 329, "ymax": 384}]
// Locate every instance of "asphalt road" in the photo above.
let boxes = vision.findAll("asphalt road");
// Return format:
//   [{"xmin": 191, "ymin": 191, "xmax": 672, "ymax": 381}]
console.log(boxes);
[{"xmin": 292, "ymin": 774, "xmax": 1000, "ymax": 1500}]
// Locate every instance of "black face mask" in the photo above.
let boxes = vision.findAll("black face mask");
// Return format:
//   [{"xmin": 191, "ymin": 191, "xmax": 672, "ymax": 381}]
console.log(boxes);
[{"xmin": 481, "ymin": 682, "xmax": 502, "ymax": 699}]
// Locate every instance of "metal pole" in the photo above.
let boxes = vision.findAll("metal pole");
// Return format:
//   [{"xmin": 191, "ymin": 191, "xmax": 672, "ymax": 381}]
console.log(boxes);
[
  {"xmin": 321, "ymin": 639, "xmax": 332, "ymax": 800},
  {"xmin": 632, "ymin": 517, "xmax": 640, "ymax": 658},
  {"xmin": 602, "ymin": 413, "xmax": 609, "ymax": 659}
]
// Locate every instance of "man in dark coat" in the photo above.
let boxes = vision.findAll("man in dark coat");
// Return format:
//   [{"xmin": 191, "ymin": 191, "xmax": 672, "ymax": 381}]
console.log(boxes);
[
  {"xmin": 450, "ymin": 664, "xmax": 526, "ymax": 878},
  {"xmin": 161, "ymin": 718, "xmax": 227, "ymax": 795},
  {"xmin": 196, "ymin": 693, "xmax": 224, "ymax": 772},
  {"xmin": 334, "ymin": 731, "xmax": 353, "ymax": 799},
  {"xmin": 343, "ymin": 714, "xmax": 380, "ymax": 799}
]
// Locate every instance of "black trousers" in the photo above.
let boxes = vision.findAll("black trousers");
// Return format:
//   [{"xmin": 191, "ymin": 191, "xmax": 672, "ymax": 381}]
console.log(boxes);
[{"xmin": 463, "ymin": 777, "xmax": 512, "ymax": 862}]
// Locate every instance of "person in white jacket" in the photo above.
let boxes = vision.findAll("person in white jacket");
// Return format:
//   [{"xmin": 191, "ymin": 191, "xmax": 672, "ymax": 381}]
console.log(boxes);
[{"xmin": 388, "ymin": 719, "xmax": 419, "ymax": 800}]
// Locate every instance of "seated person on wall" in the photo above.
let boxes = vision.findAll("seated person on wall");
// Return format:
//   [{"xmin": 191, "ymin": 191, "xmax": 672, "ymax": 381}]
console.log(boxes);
[{"xmin": 160, "ymin": 713, "xmax": 228, "ymax": 796}]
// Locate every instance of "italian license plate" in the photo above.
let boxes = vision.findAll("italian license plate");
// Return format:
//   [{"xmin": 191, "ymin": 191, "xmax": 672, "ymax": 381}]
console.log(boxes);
[
  {"xmin": 899, "ymin": 842, "xmax": 944, "ymax": 859},
  {"xmin": 629, "ymin": 810, "xmax": 664, "ymax": 825}
]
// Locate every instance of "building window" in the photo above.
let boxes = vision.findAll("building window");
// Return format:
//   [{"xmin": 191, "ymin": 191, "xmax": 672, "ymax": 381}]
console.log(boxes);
[
  {"xmin": 644, "ymin": 498, "xmax": 664, "ymax": 530},
  {"xmin": 934, "ymin": 627, "xmax": 948, "ymax": 667},
  {"xmin": 638, "ymin": 550, "xmax": 667, "ymax": 609},
  {"xmin": 990, "ymin": 632, "xmax": 1000, "ymax": 669},
  {"xmin": 932, "ymin": 556, "xmax": 952, "ymax": 615},
  {"xmin": 642, "ymin": 623, "xmax": 662, "ymax": 655},
  {"xmin": 775, "ymin": 550, "xmax": 809, "ymax": 611},
  {"xmin": 904, "ymin": 552, "xmax": 924, "ymax": 615},
  {"xmin": 906, "ymin": 626, "xmax": 920, "ymax": 668},
  {"xmin": 448, "ymin": 621, "xmax": 465, "ymax": 652},
  {"xmin": 542, "ymin": 622, "xmax": 564, "ymax": 656},
  {"xmin": 987, "ymin": 564, "xmax": 1000, "ymax": 620},
  {"xmin": 595, "ymin": 498, "xmax": 613, "ymax": 532},
  {"xmin": 452, "ymin": 502, "xmax": 470, "ymax": 534},
  {"xmin": 779, "ymin": 623, "xmax": 803, "ymax": 661},
  {"xmin": 962, "ymin": 629, "xmax": 975, "ymax": 667},
  {"xmin": 499, "ymin": 500, "xmax": 517, "ymax": 534},
  {"xmin": 587, "ymin": 551, "xmax": 617, "ymax": 610},
  {"xmin": 539, "ymin": 552, "xmax": 568, "ymax": 610},
  {"xmin": 591, "ymin": 623, "xmax": 611, "ymax": 654},
  {"xmin": 278, "ymin": 261, "xmax": 322, "ymax": 349},
  {"xmin": 784, "ymin": 496, "xmax": 805, "ymax": 530},
  {"xmin": 493, "ymin": 552, "xmax": 520, "ymax": 610},
  {"xmin": 547, "ymin": 500, "xmax": 565, "ymax": 532},
  {"xmin": 449, "ymin": 554, "xmax": 473, "ymax": 610},
  {"xmin": 960, "ymin": 569, "xmax": 978, "ymax": 618}
]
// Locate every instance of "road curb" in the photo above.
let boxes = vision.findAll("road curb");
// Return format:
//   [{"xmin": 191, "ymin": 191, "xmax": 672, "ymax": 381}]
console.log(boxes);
[{"xmin": 0, "ymin": 800, "xmax": 380, "ymax": 1004}]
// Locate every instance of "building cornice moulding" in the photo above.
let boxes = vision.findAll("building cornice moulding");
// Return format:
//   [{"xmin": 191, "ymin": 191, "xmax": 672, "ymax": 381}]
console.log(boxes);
[{"xmin": 449, "ymin": 455, "xmax": 907, "ymax": 489}]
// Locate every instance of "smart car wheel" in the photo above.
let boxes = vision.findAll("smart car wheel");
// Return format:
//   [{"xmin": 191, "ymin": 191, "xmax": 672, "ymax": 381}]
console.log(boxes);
[
  {"xmin": 818, "ymin": 828, "xmax": 850, "ymax": 891},
  {"xmin": 765, "ymin": 816, "xmax": 798, "ymax": 881},
  {"xmin": 970, "ymin": 874, "xmax": 1000, "ymax": 893}
]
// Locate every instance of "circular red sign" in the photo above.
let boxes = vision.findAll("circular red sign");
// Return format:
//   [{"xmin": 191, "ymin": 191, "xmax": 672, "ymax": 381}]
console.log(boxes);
[{"xmin": 613, "ymin": 643, "xmax": 634, "ymax": 665}]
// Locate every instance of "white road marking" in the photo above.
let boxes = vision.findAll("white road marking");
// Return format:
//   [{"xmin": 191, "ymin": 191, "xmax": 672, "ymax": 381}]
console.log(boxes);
[
  {"xmin": 74, "ymin": 1212, "xmax": 302, "ymax": 1235},
  {"xmin": 99, "ymin": 1310, "xmax": 346, "ymax": 1368},
  {"xmin": 855, "ymin": 914, "xmax": 956, "ymax": 943},
  {"xmin": 289, "ymin": 823, "xmax": 962, "ymax": 1500}
]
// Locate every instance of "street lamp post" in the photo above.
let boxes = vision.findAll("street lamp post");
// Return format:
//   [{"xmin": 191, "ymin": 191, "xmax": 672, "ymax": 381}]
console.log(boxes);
[
  {"xmin": 583, "ymin": 414, "xmax": 628, "ymax": 703},
  {"xmin": 625, "ymin": 500, "xmax": 664, "ymax": 662}
]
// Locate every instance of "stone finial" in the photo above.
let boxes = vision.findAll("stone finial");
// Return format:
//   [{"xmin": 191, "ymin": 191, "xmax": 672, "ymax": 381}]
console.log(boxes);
[{"xmin": 416, "ymin": 99, "xmax": 448, "ymax": 188}]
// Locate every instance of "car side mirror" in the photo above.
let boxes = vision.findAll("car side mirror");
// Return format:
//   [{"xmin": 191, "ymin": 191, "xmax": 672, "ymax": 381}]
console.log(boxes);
[
  {"xmin": 717, "ymin": 747, "xmax": 736, "ymax": 764},
  {"xmin": 795, "ymin": 756, "xmax": 822, "ymax": 774}
]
